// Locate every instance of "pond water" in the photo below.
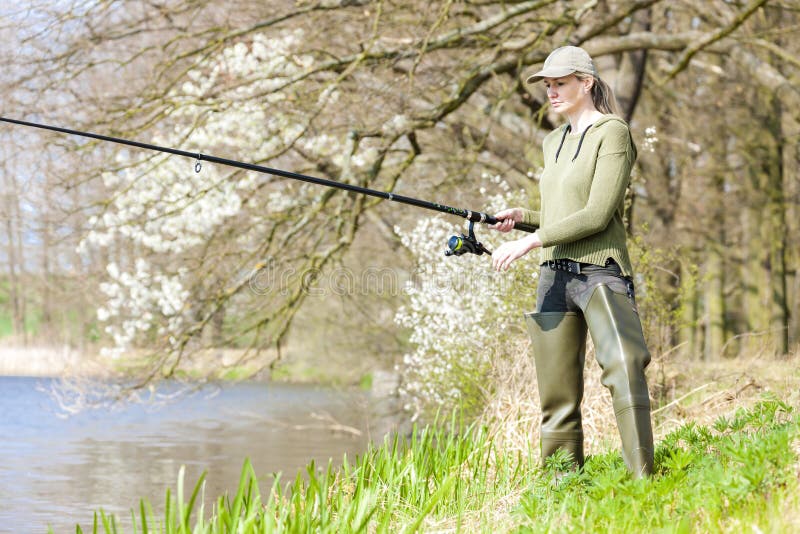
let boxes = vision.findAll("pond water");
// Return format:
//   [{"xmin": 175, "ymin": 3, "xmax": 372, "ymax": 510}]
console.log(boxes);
[{"xmin": 0, "ymin": 376, "xmax": 382, "ymax": 533}]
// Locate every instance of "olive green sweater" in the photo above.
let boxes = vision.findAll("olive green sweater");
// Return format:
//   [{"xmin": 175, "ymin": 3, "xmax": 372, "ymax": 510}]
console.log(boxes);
[{"xmin": 522, "ymin": 114, "xmax": 637, "ymax": 276}]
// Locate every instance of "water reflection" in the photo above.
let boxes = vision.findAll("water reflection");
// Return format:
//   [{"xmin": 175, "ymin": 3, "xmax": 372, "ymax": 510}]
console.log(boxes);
[{"xmin": 0, "ymin": 377, "xmax": 378, "ymax": 533}]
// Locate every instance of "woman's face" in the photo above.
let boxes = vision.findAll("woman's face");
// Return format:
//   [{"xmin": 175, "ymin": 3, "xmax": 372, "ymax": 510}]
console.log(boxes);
[{"xmin": 543, "ymin": 74, "xmax": 591, "ymax": 115}]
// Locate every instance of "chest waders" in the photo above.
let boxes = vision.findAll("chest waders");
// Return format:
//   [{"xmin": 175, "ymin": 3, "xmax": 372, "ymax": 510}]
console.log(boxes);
[{"xmin": 525, "ymin": 284, "xmax": 654, "ymax": 478}]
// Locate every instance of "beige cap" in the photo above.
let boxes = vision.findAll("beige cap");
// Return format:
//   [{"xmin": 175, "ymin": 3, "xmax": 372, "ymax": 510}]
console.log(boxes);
[{"xmin": 526, "ymin": 46, "xmax": 598, "ymax": 83}]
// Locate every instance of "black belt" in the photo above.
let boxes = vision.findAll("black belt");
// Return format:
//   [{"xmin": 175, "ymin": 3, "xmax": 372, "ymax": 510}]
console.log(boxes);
[{"xmin": 543, "ymin": 259, "xmax": 583, "ymax": 274}]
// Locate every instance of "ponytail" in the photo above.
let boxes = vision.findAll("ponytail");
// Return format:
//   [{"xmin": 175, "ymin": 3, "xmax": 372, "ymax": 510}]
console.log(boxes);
[{"xmin": 575, "ymin": 72, "xmax": 619, "ymax": 115}]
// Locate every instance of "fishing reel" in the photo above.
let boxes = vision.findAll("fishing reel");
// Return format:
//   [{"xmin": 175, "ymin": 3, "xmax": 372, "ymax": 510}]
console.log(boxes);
[{"xmin": 445, "ymin": 221, "xmax": 492, "ymax": 257}]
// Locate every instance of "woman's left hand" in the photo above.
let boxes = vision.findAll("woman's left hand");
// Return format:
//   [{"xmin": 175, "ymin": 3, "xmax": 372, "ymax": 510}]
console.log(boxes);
[
  {"xmin": 492, "ymin": 233, "xmax": 542, "ymax": 271},
  {"xmin": 489, "ymin": 208, "xmax": 523, "ymax": 233}
]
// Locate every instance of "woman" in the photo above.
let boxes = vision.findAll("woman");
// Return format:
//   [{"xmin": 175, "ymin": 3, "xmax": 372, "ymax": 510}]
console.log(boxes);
[{"xmin": 490, "ymin": 45, "xmax": 654, "ymax": 478}]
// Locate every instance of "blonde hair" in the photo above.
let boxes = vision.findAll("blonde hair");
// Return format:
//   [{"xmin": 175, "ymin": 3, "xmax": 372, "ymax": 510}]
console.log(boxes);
[{"xmin": 574, "ymin": 72, "xmax": 618, "ymax": 115}]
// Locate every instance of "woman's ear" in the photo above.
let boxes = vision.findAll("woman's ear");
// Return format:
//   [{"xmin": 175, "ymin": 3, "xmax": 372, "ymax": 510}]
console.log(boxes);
[{"xmin": 582, "ymin": 77, "xmax": 594, "ymax": 94}]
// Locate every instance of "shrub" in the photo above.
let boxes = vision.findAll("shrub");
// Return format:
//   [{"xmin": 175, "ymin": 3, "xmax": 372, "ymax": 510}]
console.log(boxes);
[{"xmin": 393, "ymin": 174, "xmax": 539, "ymax": 420}]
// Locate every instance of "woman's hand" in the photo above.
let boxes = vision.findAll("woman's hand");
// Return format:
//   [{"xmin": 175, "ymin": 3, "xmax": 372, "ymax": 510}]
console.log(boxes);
[
  {"xmin": 492, "ymin": 233, "xmax": 542, "ymax": 271},
  {"xmin": 490, "ymin": 208, "xmax": 524, "ymax": 233}
]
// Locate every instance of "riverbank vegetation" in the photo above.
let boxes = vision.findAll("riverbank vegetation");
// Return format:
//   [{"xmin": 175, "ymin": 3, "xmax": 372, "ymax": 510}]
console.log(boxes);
[
  {"xmin": 79, "ymin": 353, "xmax": 800, "ymax": 532},
  {"xmin": 81, "ymin": 393, "xmax": 799, "ymax": 533}
]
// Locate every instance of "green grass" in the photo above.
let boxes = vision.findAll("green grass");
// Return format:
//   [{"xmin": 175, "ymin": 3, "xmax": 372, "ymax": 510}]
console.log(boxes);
[
  {"xmin": 78, "ymin": 397, "xmax": 799, "ymax": 533},
  {"xmin": 517, "ymin": 397, "xmax": 799, "ymax": 533}
]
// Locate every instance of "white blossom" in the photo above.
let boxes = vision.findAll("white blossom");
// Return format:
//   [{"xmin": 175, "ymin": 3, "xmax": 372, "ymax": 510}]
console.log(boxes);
[
  {"xmin": 642, "ymin": 125, "xmax": 659, "ymax": 153},
  {"xmin": 394, "ymin": 174, "xmax": 539, "ymax": 417},
  {"xmin": 80, "ymin": 27, "xmax": 385, "ymax": 360}
]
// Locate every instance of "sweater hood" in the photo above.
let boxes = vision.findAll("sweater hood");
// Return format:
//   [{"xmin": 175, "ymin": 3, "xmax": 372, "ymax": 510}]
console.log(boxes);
[
  {"xmin": 592, "ymin": 114, "xmax": 627, "ymax": 129},
  {"xmin": 594, "ymin": 114, "xmax": 637, "ymax": 161}
]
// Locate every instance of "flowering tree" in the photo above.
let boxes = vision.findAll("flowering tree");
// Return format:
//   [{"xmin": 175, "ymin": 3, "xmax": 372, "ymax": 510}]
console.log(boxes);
[{"xmin": 76, "ymin": 27, "xmax": 410, "ymax": 377}]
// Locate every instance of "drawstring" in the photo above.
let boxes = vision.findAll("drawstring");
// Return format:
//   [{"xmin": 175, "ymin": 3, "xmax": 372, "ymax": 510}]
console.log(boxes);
[
  {"xmin": 554, "ymin": 123, "xmax": 594, "ymax": 162},
  {"xmin": 572, "ymin": 124, "xmax": 592, "ymax": 161},
  {"xmin": 554, "ymin": 124, "xmax": 570, "ymax": 162}
]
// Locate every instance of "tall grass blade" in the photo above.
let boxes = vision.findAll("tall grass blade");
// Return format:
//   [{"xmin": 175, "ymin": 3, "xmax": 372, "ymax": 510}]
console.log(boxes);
[
  {"xmin": 165, "ymin": 487, "xmax": 173, "ymax": 532},
  {"xmin": 228, "ymin": 458, "xmax": 255, "ymax": 531},
  {"xmin": 139, "ymin": 499, "xmax": 149, "ymax": 534},
  {"xmin": 402, "ymin": 473, "xmax": 457, "ymax": 534},
  {"xmin": 177, "ymin": 466, "xmax": 187, "ymax": 533}
]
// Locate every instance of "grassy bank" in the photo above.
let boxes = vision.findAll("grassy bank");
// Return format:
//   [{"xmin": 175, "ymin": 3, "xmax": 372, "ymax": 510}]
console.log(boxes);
[{"xmin": 79, "ymin": 396, "xmax": 799, "ymax": 533}]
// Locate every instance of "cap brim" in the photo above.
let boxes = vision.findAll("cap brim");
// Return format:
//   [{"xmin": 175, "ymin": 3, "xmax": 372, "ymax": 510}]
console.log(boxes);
[{"xmin": 525, "ymin": 66, "xmax": 576, "ymax": 83}]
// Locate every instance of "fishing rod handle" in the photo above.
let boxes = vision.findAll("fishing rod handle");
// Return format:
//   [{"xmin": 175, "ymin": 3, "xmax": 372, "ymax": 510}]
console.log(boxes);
[
  {"xmin": 479, "ymin": 213, "xmax": 538, "ymax": 234},
  {"xmin": 509, "ymin": 221, "xmax": 538, "ymax": 233}
]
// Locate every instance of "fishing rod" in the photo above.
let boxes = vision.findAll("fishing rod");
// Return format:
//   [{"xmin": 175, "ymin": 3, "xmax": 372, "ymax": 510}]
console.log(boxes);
[{"xmin": 0, "ymin": 116, "xmax": 537, "ymax": 256}]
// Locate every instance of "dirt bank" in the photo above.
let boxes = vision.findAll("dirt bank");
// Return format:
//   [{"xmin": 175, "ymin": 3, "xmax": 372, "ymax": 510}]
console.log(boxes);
[{"xmin": 0, "ymin": 344, "xmax": 104, "ymax": 377}]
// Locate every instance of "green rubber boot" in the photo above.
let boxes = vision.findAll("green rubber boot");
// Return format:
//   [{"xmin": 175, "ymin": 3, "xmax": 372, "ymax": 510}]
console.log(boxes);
[
  {"xmin": 584, "ymin": 285, "xmax": 654, "ymax": 478},
  {"xmin": 525, "ymin": 311, "xmax": 588, "ymax": 468}
]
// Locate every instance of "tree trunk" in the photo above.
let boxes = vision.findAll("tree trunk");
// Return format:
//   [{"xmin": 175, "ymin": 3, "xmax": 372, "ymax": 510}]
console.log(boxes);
[
  {"xmin": 40, "ymin": 176, "xmax": 54, "ymax": 342},
  {"xmin": 780, "ymin": 111, "xmax": 800, "ymax": 349},
  {"xmin": 13, "ymin": 180, "xmax": 26, "ymax": 342},
  {"xmin": 2, "ymin": 170, "xmax": 25, "ymax": 341},
  {"xmin": 614, "ymin": 8, "xmax": 650, "ymax": 122},
  {"xmin": 69, "ymin": 185, "xmax": 91, "ymax": 352},
  {"xmin": 765, "ymin": 133, "xmax": 789, "ymax": 355},
  {"xmin": 742, "ymin": 151, "xmax": 767, "ymax": 356},
  {"xmin": 679, "ymin": 259, "xmax": 700, "ymax": 359},
  {"xmin": 703, "ymin": 174, "xmax": 726, "ymax": 360},
  {"xmin": 703, "ymin": 245, "xmax": 726, "ymax": 360}
]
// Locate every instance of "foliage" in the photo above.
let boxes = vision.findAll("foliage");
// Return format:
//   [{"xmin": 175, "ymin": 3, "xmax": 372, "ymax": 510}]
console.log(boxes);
[
  {"xmin": 393, "ymin": 175, "xmax": 539, "ymax": 419},
  {"xmin": 627, "ymin": 233, "xmax": 691, "ymax": 357},
  {"xmin": 79, "ymin": 398, "xmax": 799, "ymax": 533}
]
